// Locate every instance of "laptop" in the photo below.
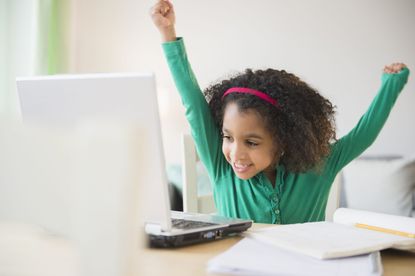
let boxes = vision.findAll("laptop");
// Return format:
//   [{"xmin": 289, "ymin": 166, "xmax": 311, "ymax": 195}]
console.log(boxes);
[{"xmin": 16, "ymin": 73, "xmax": 252, "ymax": 248}]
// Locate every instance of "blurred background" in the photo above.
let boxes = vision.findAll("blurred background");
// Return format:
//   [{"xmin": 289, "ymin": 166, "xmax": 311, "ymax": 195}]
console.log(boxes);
[{"xmin": 1, "ymin": 0, "xmax": 414, "ymax": 167}]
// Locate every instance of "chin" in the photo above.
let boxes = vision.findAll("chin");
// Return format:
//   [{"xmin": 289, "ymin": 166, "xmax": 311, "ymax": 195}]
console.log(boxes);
[{"xmin": 234, "ymin": 171, "xmax": 255, "ymax": 180}]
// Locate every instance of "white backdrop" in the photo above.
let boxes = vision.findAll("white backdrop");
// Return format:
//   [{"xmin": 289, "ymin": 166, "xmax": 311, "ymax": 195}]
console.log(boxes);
[
  {"xmin": 69, "ymin": 0, "xmax": 415, "ymax": 164},
  {"xmin": 0, "ymin": 0, "xmax": 38, "ymax": 115}
]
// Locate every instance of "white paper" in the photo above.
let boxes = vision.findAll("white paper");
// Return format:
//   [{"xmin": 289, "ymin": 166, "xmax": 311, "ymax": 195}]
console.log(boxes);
[
  {"xmin": 334, "ymin": 208, "xmax": 415, "ymax": 234},
  {"xmin": 247, "ymin": 221, "xmax": 414, "ymax": 259},
  {"xmin": 208, "ymin": 237, "xmax": 382, "ymax": 276}
]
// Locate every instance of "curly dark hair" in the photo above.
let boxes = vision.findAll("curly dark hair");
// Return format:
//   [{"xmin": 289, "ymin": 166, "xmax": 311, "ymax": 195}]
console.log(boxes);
[{"xmin": 204, "ymin": 68, "xmax": 336, "ymax": 173}]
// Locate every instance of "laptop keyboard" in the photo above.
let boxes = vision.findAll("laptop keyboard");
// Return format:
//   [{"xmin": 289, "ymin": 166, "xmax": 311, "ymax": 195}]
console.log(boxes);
[{"xmin": 171, "ymin": 218, "xmax": 218, "ymax": 230}]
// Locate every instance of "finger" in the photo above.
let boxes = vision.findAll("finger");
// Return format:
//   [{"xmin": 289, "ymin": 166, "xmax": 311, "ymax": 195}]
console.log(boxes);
[
  {"xmin": 158, "ymin": 0, "xmax": 171, "ymax": 15},
  {"xmin": 396, "ymin": 63, "xmax": 406, "ymax": 70},
  {"xmin": 151, "ymin": 1, "xmax": 169, "ymax": 16},
  {"xmin": 383, "ymin": 63, "xmax": 398, "ymax": 74},
  {"xmin": 164, "ymin": 0, "xmax": 174, "ymax": 10},
  {"xmin": 392, "ymin": 63, "xmax": 400, "ymax": 71},
  {"xmin": 383, "ymin": 63, "xmax": 408, "ymax": 74},
  {"xmin": 389, "ymin": 64, "xmax": 398, "ymax": 73},
  {"xmin": 392, "ymin": 63, "xmax": 406, "ymax": 73},
  {"xmin": 150, "ymin": 4, "xmax": 162, "ymax": 17}
]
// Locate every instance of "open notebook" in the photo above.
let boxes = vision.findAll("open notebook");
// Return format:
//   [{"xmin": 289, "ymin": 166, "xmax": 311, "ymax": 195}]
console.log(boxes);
[
  {"xmin": 247, "ymin": 208, "xmax": 415, "ymax": 259},
  {"xmin": 208, "ymin": 238, "xmax": 382, "ymax": 276}
]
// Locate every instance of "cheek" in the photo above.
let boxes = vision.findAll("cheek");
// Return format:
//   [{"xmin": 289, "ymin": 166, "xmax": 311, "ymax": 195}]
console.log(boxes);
[
  {"xmin": 267, "ymin": 147, "xmax": 279, "ymax": 165},
  {"xmin": 222, "ymin": 143, "xmax": 231, "ymax": 161},
  {"xmin": 254, "ymin": 146, "xmax": 277, "ymax": 165}
]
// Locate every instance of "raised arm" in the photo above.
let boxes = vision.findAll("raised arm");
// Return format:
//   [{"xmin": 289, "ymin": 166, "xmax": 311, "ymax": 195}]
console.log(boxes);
[
  {"xmin": 328, "ymin": 63, "xmax": 410, "ymax": 172},
  {"xmin": 150, "ymin": 0, "xmax": 227, "ymax": 181}
]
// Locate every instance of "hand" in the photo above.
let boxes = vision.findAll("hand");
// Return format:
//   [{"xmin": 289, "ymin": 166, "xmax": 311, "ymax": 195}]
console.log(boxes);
[
  {"xmin": 383, "ymin": 62, "xmax": 407, "ymax": 74},
  {"xmin": 150, "ymin": 0, "xmax": 176, "ymax": 42}
]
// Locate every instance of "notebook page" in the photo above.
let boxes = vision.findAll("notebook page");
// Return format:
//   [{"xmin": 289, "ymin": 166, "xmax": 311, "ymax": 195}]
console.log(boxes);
[
  {"xmin": 333, "ymin": 208, "xmax": 415, "ymax": 234},
  {"xmin": 208, "ymin": 237, "xmax": 382, "ymax": 276},
  {"xmin": 247, "ymin": 222, "xmax": 411, "ymax": 259}
]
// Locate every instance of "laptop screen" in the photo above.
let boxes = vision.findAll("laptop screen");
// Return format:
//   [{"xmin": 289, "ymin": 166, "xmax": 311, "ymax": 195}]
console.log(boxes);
[{"xmin": 16, "ymin": 73, "xmax": 172, "ymax": 230}]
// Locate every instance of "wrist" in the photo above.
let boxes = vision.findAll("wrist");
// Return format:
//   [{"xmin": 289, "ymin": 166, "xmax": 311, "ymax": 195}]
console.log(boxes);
[{"xmin": 160, "ymin": 27, "xmax": 177, "ymax": 42}]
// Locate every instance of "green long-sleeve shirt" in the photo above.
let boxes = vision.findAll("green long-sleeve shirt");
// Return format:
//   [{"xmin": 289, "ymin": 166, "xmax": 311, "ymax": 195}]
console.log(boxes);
[{"xmin": 163, "ymin": 38, "xmax": 410, "ymax": 224}]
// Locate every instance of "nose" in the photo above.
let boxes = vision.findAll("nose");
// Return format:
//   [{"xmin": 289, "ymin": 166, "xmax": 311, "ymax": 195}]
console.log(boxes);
[{"xmin": 230, "ymin": 142, "xmax": 246, "ymax": 161}]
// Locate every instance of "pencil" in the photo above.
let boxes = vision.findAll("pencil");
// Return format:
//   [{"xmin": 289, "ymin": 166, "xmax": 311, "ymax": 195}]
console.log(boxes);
[{"xmin": 355, "ymin": 223, "xmax": 415, "ymax": 239}]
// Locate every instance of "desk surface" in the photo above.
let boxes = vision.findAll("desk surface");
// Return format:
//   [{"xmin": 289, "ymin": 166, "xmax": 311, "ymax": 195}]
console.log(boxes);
[{"xmin": 138, "ymin": 224, "xmax": 415, "ymax": 276}]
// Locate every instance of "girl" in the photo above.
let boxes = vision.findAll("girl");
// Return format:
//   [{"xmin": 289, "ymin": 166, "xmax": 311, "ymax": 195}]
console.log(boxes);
[{"xmin": 151, "ymin": 0, "xmax": 410, "ymax": 224}]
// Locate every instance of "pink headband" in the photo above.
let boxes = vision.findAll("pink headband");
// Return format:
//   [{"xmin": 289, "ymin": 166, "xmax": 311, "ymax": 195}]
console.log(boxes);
[{"xmin": 222, "ymin": 87, "xmax": 280, "ymax": 108}]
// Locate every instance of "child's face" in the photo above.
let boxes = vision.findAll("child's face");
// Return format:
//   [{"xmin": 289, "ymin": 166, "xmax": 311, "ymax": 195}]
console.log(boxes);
[{"xmin": 222, "ymin": 102, "xmax": 278, "ymax": 180}]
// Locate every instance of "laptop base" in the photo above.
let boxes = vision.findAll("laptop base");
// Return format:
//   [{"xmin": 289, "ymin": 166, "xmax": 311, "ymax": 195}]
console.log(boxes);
[{"xmin": 148, "ymin": 221, "xmax": 252, "ymax": 248}]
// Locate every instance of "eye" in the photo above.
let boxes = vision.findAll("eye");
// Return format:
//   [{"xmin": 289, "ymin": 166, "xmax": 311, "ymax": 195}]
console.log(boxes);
[
  {"xmin": 246, "ymin": 140, "xmax": 259, "ymax": 147},
  {"xmin": 222, "ymin": 134, "xmax": 232, "ymax": 141}
]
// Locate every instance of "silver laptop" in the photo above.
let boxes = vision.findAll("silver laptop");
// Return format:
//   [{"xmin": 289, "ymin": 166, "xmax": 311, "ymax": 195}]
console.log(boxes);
[{"xmin": 16, "ymin": 73, "xmax": 252, "ymax": 247}]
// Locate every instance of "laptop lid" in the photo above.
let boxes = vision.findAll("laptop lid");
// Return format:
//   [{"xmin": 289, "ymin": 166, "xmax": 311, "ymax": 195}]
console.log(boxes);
[
  {"xmin": 16, "ymin": 73, "xmax": 172, "ymax": 231},
  {"xmin": 16, "ymin": 73, "xmax": 253, "ymax": 247}
]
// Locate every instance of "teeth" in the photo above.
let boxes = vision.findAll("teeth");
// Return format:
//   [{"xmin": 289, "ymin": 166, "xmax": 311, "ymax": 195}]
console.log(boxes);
[{"xmin": 234, "ymin": 163, "xmax": 249, "ymax": 169}]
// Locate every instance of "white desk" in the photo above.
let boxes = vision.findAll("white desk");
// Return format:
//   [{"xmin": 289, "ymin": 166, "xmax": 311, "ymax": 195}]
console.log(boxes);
[
  {"xmin": 138, "ymin": 223, "xmax": 415, "ymax": 276},
  {"xmin": 2, "ymin": 223, "xmax": 413, "ymax": 275}
]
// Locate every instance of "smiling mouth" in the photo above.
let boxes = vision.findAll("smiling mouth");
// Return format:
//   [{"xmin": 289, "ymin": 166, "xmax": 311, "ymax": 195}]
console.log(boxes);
[{"xmin": 233, "ymin": 163, "xmax": 252, "ymax": 173}]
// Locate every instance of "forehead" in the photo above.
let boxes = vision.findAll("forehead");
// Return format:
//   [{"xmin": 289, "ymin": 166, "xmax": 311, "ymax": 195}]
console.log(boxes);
[{"xmin": 222, "ymin": 103, "xmax": 268, "ymax": 134}]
